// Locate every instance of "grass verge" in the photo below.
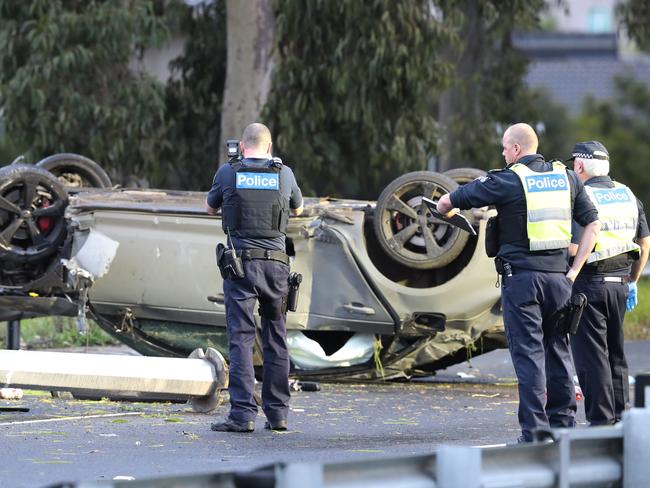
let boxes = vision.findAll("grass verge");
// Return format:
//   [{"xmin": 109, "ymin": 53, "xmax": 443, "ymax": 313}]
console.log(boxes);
[
  {"xmin": 623, "ymin": 277, "xmax": 650, "ymax": 340},
  {"xmin": 0, "ymin": 316, "xmax": 118, "ymax": 349}
]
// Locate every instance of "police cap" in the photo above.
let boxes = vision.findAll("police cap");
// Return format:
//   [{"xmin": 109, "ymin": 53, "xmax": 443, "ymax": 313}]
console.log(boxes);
[{"xmin": 566, "ymin": 140, "xmax": 610, "ymax": 162}]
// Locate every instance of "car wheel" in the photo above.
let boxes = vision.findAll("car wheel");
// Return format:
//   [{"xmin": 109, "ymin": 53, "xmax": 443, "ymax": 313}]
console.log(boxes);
[
  {"xmin": 443, "ymin": 167, "xmax": 487, "ymax": 185},
  {"xmin": 0, "ymin": 164, "xmax": 68, "ymax": 262},
  {"xmin": 36, "ymin": 153, "xmax": 112, "ymax": 189},
  {"xmin": 373, "ymin": 171, "xmax": 471, "ymax": 270}
]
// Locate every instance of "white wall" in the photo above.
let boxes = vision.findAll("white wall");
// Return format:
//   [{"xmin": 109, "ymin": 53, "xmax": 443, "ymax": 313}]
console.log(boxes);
[{"xmin": 545, "ymin": 0, "xmax": 618, "ymax": 33}]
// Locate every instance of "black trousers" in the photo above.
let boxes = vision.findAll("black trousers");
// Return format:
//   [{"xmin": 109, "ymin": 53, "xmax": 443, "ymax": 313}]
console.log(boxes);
[
  {"xmin": 571, "ymin": 277, "xmax": 629, "ymax": 425},
  {"xmin": 223, "ymin": 259, "xmax": 290, "ymax": 423},
  {"xmin": 502, "ymin": 270, "xmax": 576, "ymax": 441}
]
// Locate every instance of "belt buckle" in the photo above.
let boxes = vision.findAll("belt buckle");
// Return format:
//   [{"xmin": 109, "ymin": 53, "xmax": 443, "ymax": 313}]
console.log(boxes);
[
  {"xmin": 603, "ymin": 276, "xmax": 623, "ymax": 283},
  {"xmin": 264, "ymin": 250, "xmax": 271, "ymax": 260}
]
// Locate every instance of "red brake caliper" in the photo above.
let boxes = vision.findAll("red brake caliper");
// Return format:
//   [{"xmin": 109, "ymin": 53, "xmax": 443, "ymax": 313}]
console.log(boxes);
[{"xmin": 36, "ymin": 200, "xmax": 53, "ymax": 232}]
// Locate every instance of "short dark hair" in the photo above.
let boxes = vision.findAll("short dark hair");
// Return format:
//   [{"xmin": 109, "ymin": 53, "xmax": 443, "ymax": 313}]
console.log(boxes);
[{"xmin": 242, "ymin": 123, "xmax": 272, "ymax": 150}]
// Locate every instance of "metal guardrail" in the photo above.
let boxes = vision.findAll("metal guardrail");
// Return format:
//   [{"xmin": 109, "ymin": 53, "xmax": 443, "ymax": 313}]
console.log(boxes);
[
  {"xmin": 635, "ymin": 373, "xmax": 650, "ymax": 409},
  {"xmin": 48, "ymin": 406, "xmax": 650, "ymax": 488}
]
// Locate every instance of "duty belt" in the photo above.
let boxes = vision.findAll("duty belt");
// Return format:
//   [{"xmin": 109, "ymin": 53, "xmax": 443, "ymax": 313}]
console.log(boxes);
[
  {"xmin": 588, "ymin": 276, "xmax": 629, "ymax": 284},
  {"xmin": 239, "ymin": 248, "xmax": 290, "ymax": 266}
]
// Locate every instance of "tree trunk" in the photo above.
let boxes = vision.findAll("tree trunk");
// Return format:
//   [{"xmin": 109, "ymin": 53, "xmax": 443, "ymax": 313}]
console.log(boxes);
[
  {"xmin": 219, "ymin": 0, "xmax": 275, "ymax": 160},
  {"xmin": 438, "ymin": 1, "xmax": 485, "ymax": 171}
]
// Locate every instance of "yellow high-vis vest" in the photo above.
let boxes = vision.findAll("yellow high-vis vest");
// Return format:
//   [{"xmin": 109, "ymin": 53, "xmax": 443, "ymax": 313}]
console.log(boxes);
[
  {"xmin": 584, "ymin": 182, "xmax": 640, "ymax": 263},
  {"xmin": 511, "ymin": 161, "xmax": 572, "ymax": 251}
]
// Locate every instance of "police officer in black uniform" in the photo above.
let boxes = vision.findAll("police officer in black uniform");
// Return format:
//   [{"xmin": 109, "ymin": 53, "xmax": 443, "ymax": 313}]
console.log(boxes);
[
  {"xmin": 206, "ymin": 123, "xmax": 303, "ymax": 433},
  {"xmin": 567, "ymin": 141, "xmax": 650, "ymax": 425},
  {"xmin": 437, "ymin": 123, "xmax": 600, "ymax": 443}
]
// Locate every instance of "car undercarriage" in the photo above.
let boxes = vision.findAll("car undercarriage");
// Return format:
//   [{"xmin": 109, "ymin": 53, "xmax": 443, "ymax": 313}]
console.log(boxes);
[{"xmin": 0, "ymin": 154, "xmax": 504, "ymax": 380}]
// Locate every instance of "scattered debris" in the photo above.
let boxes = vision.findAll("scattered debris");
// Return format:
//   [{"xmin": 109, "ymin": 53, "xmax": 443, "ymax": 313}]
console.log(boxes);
[
  {"xmin": 456, "ymin": 372, "xmax": 476, "ymax": 379},
  {"xmin": 289, "ymin": 380, "xmax": 321, "ymax": 392},
  {"xmin": 0, "ymin": 406, "xmax": 30, "ymax": 413},
  {"xmin": 0, "ymin": 388, "xmax": 23, "ymax": 400}
]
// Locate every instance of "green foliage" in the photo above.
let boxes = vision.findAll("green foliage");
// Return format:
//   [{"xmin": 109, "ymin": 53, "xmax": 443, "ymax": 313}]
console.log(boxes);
[
  {"xmin": 0, "ymin": 316, "xmax": 118, "ymax": 349},
  {"xmin": 525, "ymin": 88, "xmax": 574, "ymax": 162},
  {"xmin": 625, "ymin": 276, "xmax": 650, "ymax": 340},
  {"xmin": 0, "ymin": 133, "xmax": 27, "ymax": 166},
  {"xmin": 265, "ymin": 0, "xmax": 456, "ymax": 199},
  {"xmin": 0, "ymin": 0, "xmax": 173, "ymax": 184},
  {"xmin": 163, "ymin": 1, "xmax": 227, "ymax": 190},
  {"xmin": 436, "ymin": 0, "xmax": 550, "ymax": 170},
  {"xmin": 265, "ymin": 1, "xmax": 552, "ymax": 197},
  {"xmin": 571, "ymin": 77, "xmax": 650, "ymax": 207},
  {"xmin": 617, "ymin": 0, "xmax": 650, "ymax": 52}
]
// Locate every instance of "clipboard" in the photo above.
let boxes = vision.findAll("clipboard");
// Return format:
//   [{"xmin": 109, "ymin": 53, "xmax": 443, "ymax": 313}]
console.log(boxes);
[{"xmin": 421, "ymin": 197, "xmax": 477, "ymax": 235}]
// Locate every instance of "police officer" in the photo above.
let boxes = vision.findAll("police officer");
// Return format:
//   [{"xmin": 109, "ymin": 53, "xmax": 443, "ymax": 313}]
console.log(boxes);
[
  {"xmin": 567, "ymin": 141, "xmax": 650, "ymax": 425},
  {"xmin": 206, "ymin": 123, "xmax": 303, "ymax": 432},
  {"xmin": 437, "ymin": 123, "xmax": 600, "ymax": 443}
]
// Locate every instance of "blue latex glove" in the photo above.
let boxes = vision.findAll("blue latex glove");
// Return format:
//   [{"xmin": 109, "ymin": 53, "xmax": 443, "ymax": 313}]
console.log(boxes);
[{"xmin": 627, "ymin": 282, "xmax": 638, "ymax": 312}]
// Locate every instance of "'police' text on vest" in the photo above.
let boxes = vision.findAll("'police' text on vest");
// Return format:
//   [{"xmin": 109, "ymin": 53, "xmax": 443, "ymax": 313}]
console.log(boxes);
[
  {"xmin": 524, "ymin": 174, "xmax": 568, "ymax": 193},
  {"xmin": 592, "ymin": 188, "xmax": 632, "ymax": 205},
  {"xmin": 236, "ymin": 172, "xmax": 279, "ymax": 190}
]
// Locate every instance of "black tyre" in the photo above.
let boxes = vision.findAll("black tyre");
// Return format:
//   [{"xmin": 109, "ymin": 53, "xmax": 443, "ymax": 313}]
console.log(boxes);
[
  {"xmin": 373, "ymin": 171, "xmax": 471, "ymax": 270},
  {"xmin": 443, "ymin": 167, "xmax": 487, "ymax": 185},
  {"xmin": 0, "ymin": 164, "xmax": 68, "ymax": 262},
  {"xmin": 36, "ymin": 153, "xmax": 112, "ymax": 189}
]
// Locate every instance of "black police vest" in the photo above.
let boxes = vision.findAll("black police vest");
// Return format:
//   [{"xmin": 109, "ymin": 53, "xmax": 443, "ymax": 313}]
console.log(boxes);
[{"xmin": 221, "ymin": 160, "xmax": 290, "ymax": 238}]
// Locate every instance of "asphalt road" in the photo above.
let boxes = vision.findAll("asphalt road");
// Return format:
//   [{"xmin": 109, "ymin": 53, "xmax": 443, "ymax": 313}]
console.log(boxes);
[{"xmin": 1, "ymin": 342, "xmax": 649, "ymax": 488}]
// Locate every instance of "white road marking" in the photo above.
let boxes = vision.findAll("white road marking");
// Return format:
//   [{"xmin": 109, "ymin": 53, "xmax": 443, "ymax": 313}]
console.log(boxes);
[{"xmin": 0, "ymin": 411, "xmax": 142, "ymax": 426}]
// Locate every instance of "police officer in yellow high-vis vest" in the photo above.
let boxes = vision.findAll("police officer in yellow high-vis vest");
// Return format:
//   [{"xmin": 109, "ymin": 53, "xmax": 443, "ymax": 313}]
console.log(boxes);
[
  {"xmin": 568, "ymin": 140, "xmax": 650, "ymax": 426},
  {"xmin": 437, "ymin": 123, "xmax": 600, "ymax": 444}
]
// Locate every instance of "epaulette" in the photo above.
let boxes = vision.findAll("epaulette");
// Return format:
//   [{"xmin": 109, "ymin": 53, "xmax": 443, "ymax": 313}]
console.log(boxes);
[
  {"xmin": 269, "ymin": 156, "xmax": 283, "ymax": 169},
  {"xmin": 547, "ymin": 158, "xmax": 566, "ymax": 166},
  {"xmin": 487, "ymin": 168, "xmax": 504, "ymax": 174}
]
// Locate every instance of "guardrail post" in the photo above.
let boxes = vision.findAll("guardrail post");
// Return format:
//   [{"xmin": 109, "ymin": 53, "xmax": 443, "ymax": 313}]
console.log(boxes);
[
  {"xmin": 6, "ymin": 320, "xmax": 20, "ymax": 350},
  {"xmin": 276, "ymin": 463, "xmax": 323, "ymax": 488},
  {"xmin": 437, "ymin": 446, "xmax": 480, "ymax": 488},
  {"xmin": 623, "ymin": 408, "xmax": 650, "ymax": 488},
  {"xmin": 634, "ymin": 374, "xmax": 650, "ymax": 408}
]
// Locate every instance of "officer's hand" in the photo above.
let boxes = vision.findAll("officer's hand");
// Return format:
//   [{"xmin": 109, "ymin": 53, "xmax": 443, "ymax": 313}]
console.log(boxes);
[
  {"xmin": 565, "ymin": 268, "xmax": 579, "ymax": 282},
  {"xmin": 627, "ymin": 281, "xmax": 638, "ymax": 312},
  {"xmin": 436, "ymin": 194, "xmax": 453, "ymax": 214}
]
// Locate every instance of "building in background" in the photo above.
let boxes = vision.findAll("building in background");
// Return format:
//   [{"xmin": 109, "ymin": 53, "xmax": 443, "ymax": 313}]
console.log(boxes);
[
  {"xmin": 545, "ymin": 0, "xmax": 618, "ymax": 34},
  {"xmin": 516, "ymin": 0, "xmax": 650, "ymax": 113}
]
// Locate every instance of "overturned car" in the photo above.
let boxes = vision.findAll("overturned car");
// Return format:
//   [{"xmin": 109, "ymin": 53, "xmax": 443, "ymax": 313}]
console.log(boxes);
[{"xmin": 0, "ymin": 155, "xmax": 504, "ymax": 380}]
